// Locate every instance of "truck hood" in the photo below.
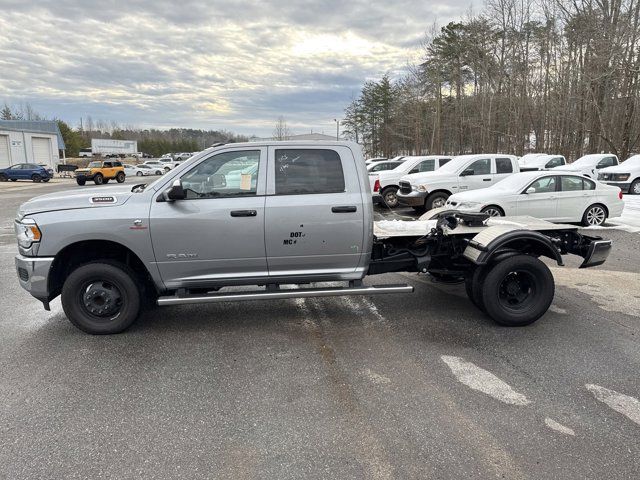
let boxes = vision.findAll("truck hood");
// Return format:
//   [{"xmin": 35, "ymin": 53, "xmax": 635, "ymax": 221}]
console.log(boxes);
[
  {"xmin": 18, "ymin": 185, "xmax": 135, "ymax": 217},
  {"xmin": 400, "ymin": 171, "xmax": 451, "ymax": 185},
  {"xmin": 599, "ymin": 164, "xmax": 638, "ymax": 174}
]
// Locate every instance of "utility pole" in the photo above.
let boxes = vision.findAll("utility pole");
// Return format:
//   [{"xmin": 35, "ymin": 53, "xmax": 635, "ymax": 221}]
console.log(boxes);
[{"xmin": 334, "ymin": 119, "xmax": 340, "ymax": 140}]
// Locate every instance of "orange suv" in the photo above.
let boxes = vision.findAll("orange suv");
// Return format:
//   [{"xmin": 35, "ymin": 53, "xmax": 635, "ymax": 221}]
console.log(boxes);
[{"xmin": 75, "ymin": 160, "xmax": 126, "ymax": 186}]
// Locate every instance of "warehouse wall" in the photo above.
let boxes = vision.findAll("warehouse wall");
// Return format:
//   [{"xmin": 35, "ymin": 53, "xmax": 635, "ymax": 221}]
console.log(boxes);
[{"xmin": 0, "ymin": 130, "xmax": 60, "ymax": 169}]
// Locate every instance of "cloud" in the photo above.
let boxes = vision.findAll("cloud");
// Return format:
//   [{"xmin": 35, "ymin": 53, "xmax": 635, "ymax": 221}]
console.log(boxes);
[{"xmin": 0, "ymin": 0, "xmax": 472, "ymax": 135}]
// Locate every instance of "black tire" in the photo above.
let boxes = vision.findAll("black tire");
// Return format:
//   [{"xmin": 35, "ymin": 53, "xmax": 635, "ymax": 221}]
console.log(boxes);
[
  {"xmin": 76, "ymin": 178, "xmax": 86, "ymax": 186},
  {"xmin": 116, "ymin": 172, "xmax": 126, "ymax": 183},
  {"xmin": 481, "ymin": 205, "xmax": 504, "ymax": 217},
  {"xmin": 481, "ymin": 255, "xmax": 554, "ymax": 327},
  {"xmin": 136, "ymin": 171, "xmax": 143, "ymax": 176},
  {"xmin": 156, "ymin": 170, "xmax": 162, "ymax": 175},
  {"xmin": 61, "ymin": 261, "xmax": 141, "ymax": 334},
  {"xmin": 42, "ymin": 178, "xmax": 50, "ymax": 183},
  {"xmin": 103, "ymin": 178, "xmax": 110, "ymax": 184},
  {"xmin": 0, "ymin": 174, "xmax": 7, "ymax": 182},
  {"xmin": 94, "ymin": 173, "xmax": 104, "ymax": 185},
  {"xmin": 31, "ymin": 174, "xmax": 42, "ymax": 183},
  {"xmin": 630, "ymin": 179, "xmax": 640, "ymax": 195},
  {"xmin": 381, "ymin": 186, "xmax": 399, "ymax": 208},
  {"xmin": 426, "ymin": 192, "xmax": 449, "ymax": 211},
  {"xmin": 164, "ymin": 167, "xmax": 170, "ymax": 173},
  {"xmin": 10, "ymin": 178, "xmax": 17, "ymax": 182},
  {"xmin": 466, "ymin": 266, "xmax": 489, "ymax": 312},
  {"xmin": 581, "ymin": 204, "xmax": 607, "ymax": 226},
  {"xmin": 412, "ymin": 206, "xmax": 426, "ymax": 213}
]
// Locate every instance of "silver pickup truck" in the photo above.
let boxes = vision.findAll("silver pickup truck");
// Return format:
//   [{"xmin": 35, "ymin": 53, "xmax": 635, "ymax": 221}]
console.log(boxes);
[{"xmin": 14, "ymin": 141, "xmax": 612, "ymax": 334}]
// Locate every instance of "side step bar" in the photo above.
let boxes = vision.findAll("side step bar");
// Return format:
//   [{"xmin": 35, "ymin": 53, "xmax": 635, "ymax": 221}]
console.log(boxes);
[{"xmin": 157, "ymin": 284, "xmax": 414, "ymax": 306}]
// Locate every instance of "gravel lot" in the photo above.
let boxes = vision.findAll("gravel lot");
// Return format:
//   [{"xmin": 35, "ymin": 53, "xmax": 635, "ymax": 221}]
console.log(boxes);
[{"xmin": 1, "ymin": 178, "xmax": 639, "ymax": 479}]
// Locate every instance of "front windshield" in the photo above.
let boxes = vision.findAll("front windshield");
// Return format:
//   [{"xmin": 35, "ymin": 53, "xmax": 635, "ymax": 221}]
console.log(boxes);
[
  {"xmin": 88, "ymin": 161, "xmax": 101, "ymax": 168},
  {"xmin": 491, "ymin": 173, "xmax": 540, "ymax": 190},
  {"xmin": 572, "ymin": 155, "xmax": 601, "ymax": 167},
  {"xmin": 623, "ymin": 155, "xmax": 640, "ymax": 166},
  {"xmin": 435, "ymin": 156, "xmax": 478, "ymax": 174}
]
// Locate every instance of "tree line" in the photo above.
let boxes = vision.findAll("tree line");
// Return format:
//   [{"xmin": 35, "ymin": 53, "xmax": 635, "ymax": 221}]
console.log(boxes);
[
  {"xmin": 342, "ymin": 0, "xmax": 640, "ymax": 161},
  {"xmin": 1, "ymin": 104, "xmax": 248, "ymax": 157}
]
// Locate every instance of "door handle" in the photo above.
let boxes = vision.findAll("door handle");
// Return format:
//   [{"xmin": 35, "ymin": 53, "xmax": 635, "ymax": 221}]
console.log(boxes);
[
  {"xmin": 483, "ymin": 178, "xmax": 492, "ymax": 182},
  {"xmin": 331, "ymin": 205, "xmax": 357, "ymax": 213},
  {"xmin": 230, "ymin": 210, "xmax": 257, "ymax": 217}
]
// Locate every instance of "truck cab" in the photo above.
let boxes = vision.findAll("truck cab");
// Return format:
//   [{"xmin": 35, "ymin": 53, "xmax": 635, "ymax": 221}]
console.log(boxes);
[
  {"xmin": 397, "ymin": 154, "xmax": 519, "ymax": 211},
  {"xmin": 552, "ymin": 153, "xmax": 618, "ymax": 178}
]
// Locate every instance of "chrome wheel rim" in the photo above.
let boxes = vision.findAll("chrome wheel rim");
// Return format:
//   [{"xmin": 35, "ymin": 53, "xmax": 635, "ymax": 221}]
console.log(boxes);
[
  {"xmin": 587, "ymin": 207, "xmax": 606, "ymax": 225},
  {"xmin": 484, "ymin": 208, "xmax": 502, "ymax": 217},
  {"xmin": 632, "ymin": 182, "xmax": 640, "ymax": 194},
  {"xmin": 384, "ymin": 191, "xmax": 397, "ymax": 207},
  {"xmin": 432, "ymin": 198, "xmax": 446, "ymax": 208}
]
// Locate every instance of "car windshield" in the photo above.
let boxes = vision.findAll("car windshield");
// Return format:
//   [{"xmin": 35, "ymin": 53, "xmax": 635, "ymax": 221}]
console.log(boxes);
[
  {"xmin": 622, "ymin": 155, "xmax": 640, "ymax": 166},
  {"xmin": 88, "ymin": 161, "xmax": 101, "ymax": 168},
  {"xmin": 571, "ymin": 155, "xmax": 602, "ymax": 167},
  {"xmin": 491, "ymin": 173, "xmax": 542, "ymax": 190},
  {"xmin": 435, "ymin": 156, "xmax": 483, "ymax": 174}
]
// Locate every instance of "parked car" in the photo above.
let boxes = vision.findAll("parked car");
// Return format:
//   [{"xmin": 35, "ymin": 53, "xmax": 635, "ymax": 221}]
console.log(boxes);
[
  {"xmin": 519, "ymin": 154, "xmax": 566, "ymax": 171},
  {"xmin": 553, "ymin": 153, "xmax": 618, "ymax": 178},
  {"xmin": 136, "ymin": 164, "xmax": 161, "ymax": 175},
  {"xmin": 142, "ymin": 161, "xmax": 166, "ymax": 175},
  {"xmin": 370, "ymin": 156, "xmax": 453, "ymax": 207},
  {"xmin": 74, "ymin": 160, "xmax": 126, "ymax": 186},
  {"xmin": 364, "ymin": 157, "xmax": 388, "ymax": 165},
  {"xmin": 13, "ymin": 141, "xmax": 612, "ymax": 334},
  {"xmin": 397, "ymin": 154, "xmax": 520, "ymax": 212},
  {"xmin": 78, "ymin": 148, "xmax": 92, "ymax": 158},
  {"xmin": 445, "ymin": 171, "xmax": 624, "ymax": 226},
  {"xmin": 598, "ymin": 154, "xmax": 640, "ymax": 194},
  {"xmin": 123, "ymin": 164, "xmax": 154, "ymax": 177},
  {"xmin": 0, "ymin": 163, "xmax": 54, "ymax": 183},
  {"xmin": 157, "ymin": 158, "xmax": 176, "ymax": 171},
  {"xmin": 367, "ymin": 161, "xmax": 404, "ymax": 173}
]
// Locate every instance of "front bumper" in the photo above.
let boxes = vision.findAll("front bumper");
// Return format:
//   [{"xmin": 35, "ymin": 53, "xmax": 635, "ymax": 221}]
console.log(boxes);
[
  {"xmin": 15, "ymin": 255, "xmax": 54, "ymax": 303},
  {"xmin": 604, "ymin": 182, "xmax": 631, "ymax": 191},
  {"xmin": 397, "ymin": 190, "xmax": 428, "ymax": 207}
]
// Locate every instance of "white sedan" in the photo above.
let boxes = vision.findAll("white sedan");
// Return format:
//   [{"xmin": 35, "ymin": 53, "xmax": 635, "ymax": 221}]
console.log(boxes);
[
  {"xmin": 123, "ymin": 164, "xmax": 154, "ymax": 177},
  {"xmin": 445, "ymin": 171, "xmax": 624, "ymax": 226}
]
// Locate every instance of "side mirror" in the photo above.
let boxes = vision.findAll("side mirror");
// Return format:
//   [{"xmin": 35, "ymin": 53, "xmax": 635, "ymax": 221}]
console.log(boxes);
[
  {"xmin": 460, "ymin": 169, "xmax": 474, "ymax": 177},
  {"xmin": 166, "ymin": 180, "xmax": 186, "ymax": 201},
  {"xmin": 526, "ymin": 187, "xmax": 536, "ymax": 194}
]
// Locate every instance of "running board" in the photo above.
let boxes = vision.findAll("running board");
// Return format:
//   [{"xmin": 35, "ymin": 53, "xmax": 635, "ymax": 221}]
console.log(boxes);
[{"xmin": 157, "ymin": 284, "xmax": 414, "ymax": 306}]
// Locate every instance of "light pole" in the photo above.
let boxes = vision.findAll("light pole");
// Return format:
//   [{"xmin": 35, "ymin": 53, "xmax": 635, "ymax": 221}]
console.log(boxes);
[{"xmin": 334, "ymin": 119, "xmax": 340, "ymax": 140}]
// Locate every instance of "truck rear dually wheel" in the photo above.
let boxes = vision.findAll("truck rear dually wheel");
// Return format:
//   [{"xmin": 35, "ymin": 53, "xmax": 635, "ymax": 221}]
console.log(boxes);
[
  {"xmin": 61, "ymin": 261, "xmax": 141, "ymax": 334},
  {"xmin": 481, "ymin": 255, "xmax": 554, "ymax": 326}
]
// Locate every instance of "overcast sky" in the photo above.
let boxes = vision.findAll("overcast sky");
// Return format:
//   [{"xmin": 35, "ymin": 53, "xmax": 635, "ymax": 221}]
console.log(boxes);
[{"xmin": 0, "ymin": 0, "xmax": 471, "ymax": 136}]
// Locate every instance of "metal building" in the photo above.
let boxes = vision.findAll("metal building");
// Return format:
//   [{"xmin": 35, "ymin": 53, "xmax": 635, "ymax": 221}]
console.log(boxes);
[{"xmin": 0, "ymin": 120, "xmax": 65, "ymax": 169}]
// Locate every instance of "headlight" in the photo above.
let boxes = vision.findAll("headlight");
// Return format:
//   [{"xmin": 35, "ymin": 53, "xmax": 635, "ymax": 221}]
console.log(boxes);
[
  {"xmin": 15, "ymin": 219, "xmax": 42, "ymax": 249},
  {"xmin": 412, "ymin": 184, "xmax": 428, "ymax": 192},
  {"xmin": 457, "ymin": 202, "xmax": 482, "ymax": 210}
]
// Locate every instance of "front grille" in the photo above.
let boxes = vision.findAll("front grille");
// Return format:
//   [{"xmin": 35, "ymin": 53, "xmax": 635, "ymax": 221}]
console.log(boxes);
[
  {"xmin": 18, "ymin": 267, "xmax": 29, "ymax": 282},
  {"xmin": 399, "ymin": 181, "xmax": 412, "ymax": 194}
]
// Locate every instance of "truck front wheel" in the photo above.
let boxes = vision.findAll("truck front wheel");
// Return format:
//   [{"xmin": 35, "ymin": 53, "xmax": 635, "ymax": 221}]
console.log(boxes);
[
  {"xmin": 426, "ymin": 192, "xmax": 449, "ymax": 210},
  {"xmin": 480, "ymin": 255, "xmax": 554, "ymax": 327},
  {"xmin": 61, "ymin": 261, "xmax": 141, "ymax": 334}
]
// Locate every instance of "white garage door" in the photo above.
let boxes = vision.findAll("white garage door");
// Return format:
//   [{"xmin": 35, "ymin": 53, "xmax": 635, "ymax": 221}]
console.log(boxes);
[
  {"xmin": 32, "ymin": 137, "xmax": 52, "ymax": 165},
  {"xmin": 0, "ymin": 135, "xmax": 10, "ymax": 168}
]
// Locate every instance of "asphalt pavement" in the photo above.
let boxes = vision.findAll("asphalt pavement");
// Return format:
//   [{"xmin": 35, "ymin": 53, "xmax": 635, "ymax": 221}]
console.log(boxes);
[{"xmin": 0, "ymin": 178, "xmax": 639, "ymax": 479}]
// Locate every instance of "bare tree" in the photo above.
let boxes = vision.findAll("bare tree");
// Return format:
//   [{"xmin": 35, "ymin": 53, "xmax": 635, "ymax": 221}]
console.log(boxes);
[{"xmin": 273, "ymin": 116, "xmax": 292, "ymax": 140}]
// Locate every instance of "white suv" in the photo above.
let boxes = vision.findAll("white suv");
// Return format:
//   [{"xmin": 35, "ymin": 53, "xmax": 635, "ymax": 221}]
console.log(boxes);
[{"xmin": 397, "ymin": 154, "xmax": 519, "ymax": 211}]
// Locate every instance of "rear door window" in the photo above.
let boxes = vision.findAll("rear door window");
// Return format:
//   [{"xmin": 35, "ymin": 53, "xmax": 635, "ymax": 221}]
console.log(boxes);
[
  {"xmin": 495, "ymin": 157, "xmax": 513, "ymax": 174},
  {"xmin": 560, "ymin": 176, "xmax": 585, "ymax": 191},
  {"xmin": 439, "ymin": 158, "xmax": 451, "ymax": 166},
  {"xmin": 275, "ymin": 149, "xmax": 345, "ymax": 195}
]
